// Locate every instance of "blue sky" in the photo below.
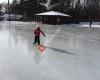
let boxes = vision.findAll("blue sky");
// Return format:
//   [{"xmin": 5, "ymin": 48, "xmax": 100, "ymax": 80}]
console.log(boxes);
[{"xmin": 0, "ymin": 0, "xmax": 13, "ymax": 3}]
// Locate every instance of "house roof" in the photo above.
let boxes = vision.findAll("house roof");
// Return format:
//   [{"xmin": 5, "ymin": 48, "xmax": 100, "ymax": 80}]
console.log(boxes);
[{"xmin": 35, "ymin": 11, "xmax": 71, "ymax": 17}]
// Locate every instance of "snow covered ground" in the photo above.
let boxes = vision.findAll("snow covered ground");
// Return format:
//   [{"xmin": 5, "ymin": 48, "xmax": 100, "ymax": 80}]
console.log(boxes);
[
  {"xmin": 0, "ymin": 21, "xmax": 100, "ymax": 80},
  {"xmin": 80, "ymin": 22, "xmax": 100, "ymax": 28}
]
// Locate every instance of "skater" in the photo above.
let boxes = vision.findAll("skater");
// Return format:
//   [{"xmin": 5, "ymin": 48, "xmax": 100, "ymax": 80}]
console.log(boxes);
[
  {"xmin": 90, "ymin": 20, "xmax": 92, "ymax": 28},
  {"xmin": 33, "ymin": 26, "xmax": 46, "ymax": 45},
  {"xmin": 89, "ymin": 16, "xmax": 92, "ymax": 28}
]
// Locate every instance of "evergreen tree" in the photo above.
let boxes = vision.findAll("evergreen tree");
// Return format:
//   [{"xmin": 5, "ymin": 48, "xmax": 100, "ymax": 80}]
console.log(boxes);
[{"xmin": 11, "ymin": 0, "xmax": 47, "ymax": 18}]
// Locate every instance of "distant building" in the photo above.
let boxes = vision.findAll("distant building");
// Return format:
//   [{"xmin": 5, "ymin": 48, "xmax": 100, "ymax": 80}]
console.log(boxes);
[{"xmin": 3, "ymin": 14, "xmax": 22, "ymax": 21}]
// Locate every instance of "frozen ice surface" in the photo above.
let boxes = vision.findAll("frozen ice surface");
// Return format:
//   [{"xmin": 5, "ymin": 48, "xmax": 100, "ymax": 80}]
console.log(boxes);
[{"xmin": 0, "ymin": 21, "xmax": 100, "ymax": 80}]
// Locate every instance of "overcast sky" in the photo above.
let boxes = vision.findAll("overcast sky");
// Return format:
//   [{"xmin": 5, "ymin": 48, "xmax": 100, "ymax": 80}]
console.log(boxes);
[{"xmin": 0, "ymin": 0, "xmax": 13, "ymax": 3}]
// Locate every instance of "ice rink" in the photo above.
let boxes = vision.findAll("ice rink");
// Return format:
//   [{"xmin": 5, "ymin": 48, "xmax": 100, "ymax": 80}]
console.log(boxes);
[{"xmin": 0, "ymin": 21, "xmax": 100, "ymax": 80}]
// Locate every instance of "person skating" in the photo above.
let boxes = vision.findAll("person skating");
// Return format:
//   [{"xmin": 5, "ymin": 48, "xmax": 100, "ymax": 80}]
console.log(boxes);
[
  {"xmin": 33, "ymin": 26, "xmax": 46, "ymax": 45},
  {"xmin": 90, "ymin": 20, "xmax": 92, "ymax": 28}
]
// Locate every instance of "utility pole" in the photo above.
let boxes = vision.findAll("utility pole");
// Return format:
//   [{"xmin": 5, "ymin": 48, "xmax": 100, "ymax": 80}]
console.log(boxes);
[{"xmin": 8, "ymin": 0, "xmax": 10, "ymax": 21}]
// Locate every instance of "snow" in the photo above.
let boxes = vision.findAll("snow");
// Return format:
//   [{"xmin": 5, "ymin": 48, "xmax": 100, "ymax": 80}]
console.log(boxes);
[
  {"xmin": 35, "ymin": 11, "xmax": 71, "ymax": 17},
  {"xmin": 0, "ymin": 21, "xmax": 100, "ymax": 80},
  {"xmin": 79, "ymin": 22, "xmax": 100, "ymax": 28}
]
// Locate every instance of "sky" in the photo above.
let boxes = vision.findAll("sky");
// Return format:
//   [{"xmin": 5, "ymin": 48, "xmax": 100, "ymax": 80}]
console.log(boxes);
[{"xmin": 0, "ymin": 0, "xmax": 13, "ymax": 3}]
